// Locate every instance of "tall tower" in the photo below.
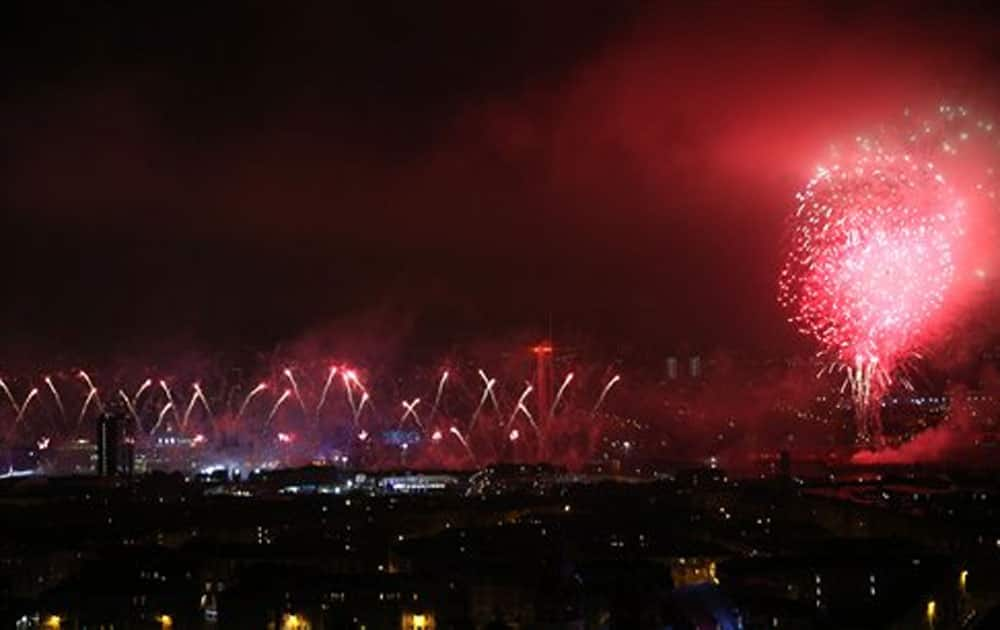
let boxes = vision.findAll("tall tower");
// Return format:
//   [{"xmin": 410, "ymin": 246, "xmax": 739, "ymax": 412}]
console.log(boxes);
[
  {"xmin": 96, "ymin": 411, "xmax": 133, "ymax": 477},
  {"xmin": 533, "ymin": 341, "xmax": 554, "ymax": 422}
]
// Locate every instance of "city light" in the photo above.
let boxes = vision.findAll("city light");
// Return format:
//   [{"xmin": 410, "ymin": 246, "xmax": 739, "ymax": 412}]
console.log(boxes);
[
  {"xmin": 402, "ymin": 612, "xmax": 435, "ymax": 630},
  {"xmin": 281, "ymin": 613, "xmax": 309, "ymax": 630},
  {"xmin": 157, "ymin": 614, "xmax": 173, "ymax": 628},
  {"xmin": 43, "ymin": 616, "xmax": 61, "ymax": 629}
]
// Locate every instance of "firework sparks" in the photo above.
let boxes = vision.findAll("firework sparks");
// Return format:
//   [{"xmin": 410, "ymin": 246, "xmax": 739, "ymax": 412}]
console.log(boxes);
[
  {"xmin": 353, "ymin": 391, "xmax": 369, "ymax": 426},
  {"xmin": 182, "ymin": 383, "xmax": 211, "ymax": 429},
  {"xmin": 342, "ymin": 370, "xmax": 359, "ymax": 415},
  {"xmin": 0, "ymin": 358, "xmax": 630, "ymax": 468},
  {"xmin": 194, "ymin": 383, "xmax": 212, "ymax": 417},
  {"xmin": 470, "ymin": 371, "xmax": 498, "ymax": 428},
  {"xmin": 429, "ymin": 370, "xmax": 449, "ymax": 420},
  {"xmin": 78, "ymin": 371, "xmax": 104, "ymax": 412},
  {"xmin": 78, "ymin": 387, "xmax": 99, "ymax": 426},
  {"xmin": 283, "ymin": 367, "xmax": 308, "ymax": 415},
  {"xmin": 449, "ymin": 426, "xmax": 476, "ymax": 463},
  {"xmin": 134, "ymin": 378, "xmax": 152, "ymax": 404},
  {"xmin": 44, "ymin": 377, "xmax": 66, "ymax": 421},
  {"xmin": 479, "ymin": 369, "xmax": 501, "ymax": 414},
  {"xmin": 777, "ymin": 106, "xmax": 990, "ymax": 446},
  {"xmin": 506, "ymin": 383, "xmax": 537, "ymax": 433},
  {"xmin": 14, "ymin": 388, "xmax": 38, "ymax": 425},
  {"xmin": 399, "ymin": 397, "xmax": 422, "ymax": 430},
  {"xmin": 238, "ymin": 382, "xmax": 268, "ymax": 421},
  {"xmin": 591, "ymin": 374, "xmax": 621, "ymax": 416},
  {"xmin": 118, "ymin": 389, "xmax": 139, "ymax": 423},
  {"xmin": 159, "ymin": 380, "xmax": 181, "ymax": 426},
  {"xmin": 150, "ymin": 401, "xmax": 174, "ymax": 436},
  {"xmin": 549, "ymin": 372, "xmax": 574, "ymax": 417},
  {"xmin": 0, "ymin": 378, "xmax": 19, "ymax": 414},
  {"xmin": 267, "ymin": 389, "xmax": 292, "ymax": 426},
  {"xmin": 315, "ymin": 366, "xmax": 338, "ymax": 415}
]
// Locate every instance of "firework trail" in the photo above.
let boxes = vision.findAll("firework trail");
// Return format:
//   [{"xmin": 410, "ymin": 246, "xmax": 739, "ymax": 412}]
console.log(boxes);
[
  {"xmin": 0, "ymin": 378, "xmax": 18, "ymax": 414},
  {"xmin": 506, "ymin": 383, "xmax": 536, "ymax": 432},
  {"xmin": 132, "ymin": 378, "xmax": 153, "ymax": 422},
  {"xmin": 478, "ymin": 369, "xmax": 501, "ymax": 414},
  {"xmin": 44, "ymin": 377, "xmax": 66, "ymax": 421},
  {"xmin": 549, "ymin": 372, "xmax": 574, "ymax": 418},
  {"xmin": 518, "ymin": 403, "xmax": 537, "ymax": 433},
  {"xmin": 470, "ymin": 370, "xmax": 500, "ymax": 429},
  {"xmin": 238, "ymin": 383, "xmax": 268, "ymax": 421},
  {"xmin": 469, "ymin": 377, "xmax": 496, "ymax": 428},
  {"xmin": 134, "ymin": 379, "xmax": 152, "ymax": 404},
  {"xmin": 77, "ymin": 370, "xmax": 97, "ymax": 391},
  {"xmin": 449, "ymin": 426, "xmax": 476, "ymax": 463},
  {"xmin": 194, "ymin": 383, "xmax": 213, "ymax": 418},
  {"xmin": 283, "ymin": 368, "xmax": 308, "ymax": 415},
  {"xmin": 342, "ymin": 371, "xmax": 358, "ymax": 416},
  {"xmin": 159, "ymin": 380, "xmax": 182, "ymax": 426},
  {"xmin": 316, "ymin": 366, "xmax": 338, "ymax": 415},
  {"xmin": 78, "ymin": 371, "xmax": 104, "ymax": 412},
  {"xmin": 591, "ymin": 374, "xmax": 621, "ymax": 416},
  {"xmin": 182, "ymin": 386, "xmax": 198, "ymax": 429},
  {"xmin": 118, "ymin": 389, "xmax": 139, "ymax": 423},
  {"xmin": 399, "ymin": 398, "xmax": 422, "ymax": 430},
  {"xmin": 77, "ymin": 387, "xmax": 99, "ymax": 426},
  {"xmin": 429, "ymin": 370, "xmax": 449, "ymax": 420},
  {"xmin": 150, "ymin": 401, "xmax": 174, "ymax": 436},
  {"xmin": 353, "ymin": 392, "xmax": 369, "ymax": 426},
  {"xmin": 267, "ymin": 389, "xmax": 292, "ymax": 426},
  {"xmin": 182, "ymin": 383, "xmax": 213, "ymax": 429},
  {"xmin": 14, "ymin": 388, "xmax": 38, "ymax": 425}
]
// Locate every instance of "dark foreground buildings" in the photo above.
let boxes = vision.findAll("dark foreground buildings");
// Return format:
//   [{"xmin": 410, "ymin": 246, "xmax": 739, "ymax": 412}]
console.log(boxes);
[{"xmin": 0, "ymin": 463, "xmax": 998, "ymax": 629}]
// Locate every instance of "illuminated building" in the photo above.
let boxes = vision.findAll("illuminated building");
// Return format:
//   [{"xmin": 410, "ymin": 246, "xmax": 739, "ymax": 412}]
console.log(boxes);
[
  {"xmin": 666, "ymin": 356, "xmax": 678, "ymax": 380},
  {"xmin": 689, "ymin": 355, "xmax": 702, "ymax": 379},
  {"xmin": 282, "ymin": 612, "xmax": 310, "ymax": 629},
  {"xmin": 96, "ymin": 412, "xmax": 133, "ymax": 477},
  {"xmin": 401, "ymin": 611, "xmax": 435, "ymax": 630}
]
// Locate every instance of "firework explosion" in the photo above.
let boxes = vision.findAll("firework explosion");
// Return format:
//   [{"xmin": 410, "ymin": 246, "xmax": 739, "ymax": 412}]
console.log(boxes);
[
  {"xmin": 780, "ymin": 104, "xmax": 997, "ymax": 447},
  {"xmin": 0, "ymin": 348, "xmax": 625, "ymax": 471}
]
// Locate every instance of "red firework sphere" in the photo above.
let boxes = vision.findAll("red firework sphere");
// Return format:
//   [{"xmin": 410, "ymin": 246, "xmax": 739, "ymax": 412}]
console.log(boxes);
[{"xmin": 779, "ymin": 146, "xmax": 964, "ymax": 371}]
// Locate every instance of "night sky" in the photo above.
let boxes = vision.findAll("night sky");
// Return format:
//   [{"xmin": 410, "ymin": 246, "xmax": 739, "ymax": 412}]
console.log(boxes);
[{"xmin": 2, "ymin": 2, "xmax": 997, "ymax": 361}]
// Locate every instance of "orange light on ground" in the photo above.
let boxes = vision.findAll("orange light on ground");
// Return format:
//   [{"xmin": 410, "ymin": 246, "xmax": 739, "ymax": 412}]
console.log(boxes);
[
  {"xmin": 282, "ymin": 613, "xmax": 310, "ymax": 630},
  {"xmin": 402, "ymin": 611, "xmax": 435, "ymax": 630}
]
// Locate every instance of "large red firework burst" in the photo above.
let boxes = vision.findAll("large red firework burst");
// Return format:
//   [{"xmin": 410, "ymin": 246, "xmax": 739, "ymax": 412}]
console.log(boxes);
[{"xmin": 779, "ymin": 107, "xmax": 983, "ymax": 445}]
